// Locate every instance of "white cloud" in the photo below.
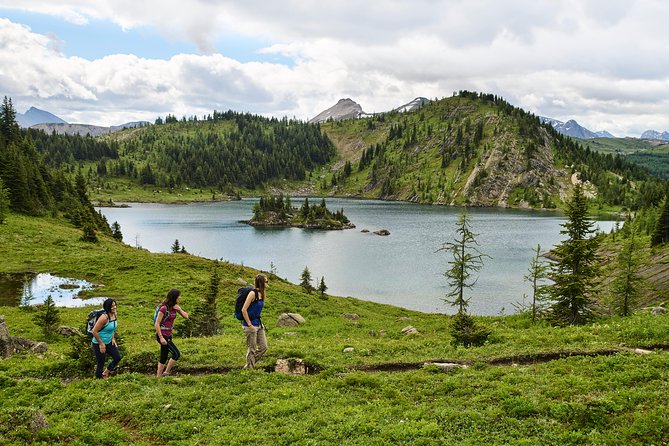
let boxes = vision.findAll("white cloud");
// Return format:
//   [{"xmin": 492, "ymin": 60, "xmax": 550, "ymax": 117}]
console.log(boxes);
[{"xmin": 1, "ymin": 1, "xmax": 669, "ymax": 135}]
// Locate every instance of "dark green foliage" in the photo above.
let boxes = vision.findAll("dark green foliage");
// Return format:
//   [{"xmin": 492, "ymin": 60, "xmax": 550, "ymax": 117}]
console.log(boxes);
[
  {"xmin": 318, "ymin": 276, "xmax": 328, "ymax": 298},
  {"xmin": 651, "ymin": 194, "xmax": 669, "ymax": 247},
  {"xmin": 111, "ymin": 221, "xmax": 123, "ymax": 242},
  {"xmin": 171, "ymin": 239, "xmax": 181, "ymax": 253},
  {"xmin": 0, "ymin": 176, "xmax": 9, "ymax": 223},
  {"xmin": 252, "ymin": 195, "xmax": 351, "ymax": 228},
  {"xmin": 183, "ymin": 266, "xmax": 221, "ymax": 337},
  {"xmin": 449, "ymin": 312, "xmax": 491, "ymax": 347},
  {"xmin": 80, "ymin": 223, "xmax": 98, "ymax": 243},
  {"xmin": 32, "ymin": 295, "xmax": 60, "ymax": 336},
  {"xmin": 549, "ymin": 184, "xmax": 601, "ymax": 325},
  {"xmin": 301, "ymin": 266, "xmax": 314, "ymax": 293},
  {"xmin": 611, "ymin": 229, "xmax": 644, "ymax": 316},
  {"xmin": 438, "ymin": 211, "xmax": 490, "ymax": 315}
]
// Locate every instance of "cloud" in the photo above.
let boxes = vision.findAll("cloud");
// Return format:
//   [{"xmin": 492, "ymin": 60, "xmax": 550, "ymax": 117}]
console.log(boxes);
[{"xmin": 1, "ymin": 1, "xmax": 669, "ymax": 135}]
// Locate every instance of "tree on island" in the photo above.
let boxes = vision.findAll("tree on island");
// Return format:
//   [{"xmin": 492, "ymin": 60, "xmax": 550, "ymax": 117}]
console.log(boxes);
[
  {"xmin": 437, "ymin": 210, "xmax": 491, "ymax": 346},
  {"xmin": 548, "ymin": 183, "xmax": 601, "ymax": 325}
]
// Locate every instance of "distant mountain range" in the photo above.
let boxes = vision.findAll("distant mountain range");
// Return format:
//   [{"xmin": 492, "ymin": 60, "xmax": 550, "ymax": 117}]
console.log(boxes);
[
  {"xmin": 539, "ymin": 117, "xmax": 615, "ymax": 139},
  {"xmin": 16, "ymin": 106, "xmax": 149, "ymax": 135},
  {"xmin": 640, "ymin": 130, "xmax": 669, "ymax": 141}
]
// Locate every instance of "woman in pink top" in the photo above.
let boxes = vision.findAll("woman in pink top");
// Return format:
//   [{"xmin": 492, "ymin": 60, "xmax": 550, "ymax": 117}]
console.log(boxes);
[{"xmin": 155, "ymin": 288, "xmax": 189, "ymax": 377}]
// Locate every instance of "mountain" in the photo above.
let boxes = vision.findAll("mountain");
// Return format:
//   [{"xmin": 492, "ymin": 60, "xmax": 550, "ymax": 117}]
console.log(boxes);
[
  {"xmin": 393, "ymin": 97, "xmax": 430, "ymax": 112},
  {"xmin": 31, "ymin": 121, "xmax": 149, "ymax": 136},
  {"xmin": 308, "ymin": 98, "xmax": 367, "ymax": 123},
  {"xmin": 595, "ymin": 130, "xmax": 615, "ymax": 138},
  {"xmin": 641, "ymin": 130, "xmax": 669, "ymax": 141},
  {"xmin": 539, "ymin": 117, "xmax": 599, "ymax": 139},
  {"xmin": 16, "ymin": 106, "xmax": 67, "ymax": 128}
]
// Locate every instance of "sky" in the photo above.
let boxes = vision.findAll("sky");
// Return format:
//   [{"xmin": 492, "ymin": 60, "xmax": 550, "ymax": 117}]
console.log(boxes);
[{"xmin": 0, "ymin": 1, "xmax": 668, "ymax": 137}]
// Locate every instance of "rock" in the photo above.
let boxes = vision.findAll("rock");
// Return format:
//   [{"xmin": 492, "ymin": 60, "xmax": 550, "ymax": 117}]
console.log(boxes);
[
  {"xmin": 373, "ymin": 229, "xmax": 390, "ymax": 236},
  {"xmin": 634, "ymin": 348, "xmax": 653, "ymax": 355},
  {"xmin": 395, "ymin": 317, "xmax": 411, "ymax": 322},
  {"xmin": 343, "ymin": 347, "xmax": 355, "ymax": 353},
  {"xmin": 401, "ymin": 326, "xmax": 419, "ymax": 335},
  {"xmin": 341, "ymin": 313, "xmax": 360, "ymax": 320},
  {"xmin": 423, "ymin": 362, "xmax": 468, "ymax": 371},
  {"xmin": 31, "ymin": 342, "xmax": 48, "ymax": 354},
  {"xmin": 277, "ymin": 313, "xmax": 306, "ymax": 327},
  {"xmin": 237, "ymin": 278, "xmax": 248, "ymax": 285},
  {"xmin": 283, "ymin": 332, "xmax": 298, "ymax": 336},
  {"xmin": 361, "ymin": 229, "xmax": 370, "ymax": 233},
  {"xmin": 57, "ymin": 326, "xmax": 84, "ymax": 337},
  {"xmin": 275, "ymin": 358, "xmax": 308, "ymax": 375},
  {"xmin": 652, "ymin": 307, "xmax": 667, "ymax": 315},
  {"xmin": 0, "ymin": 316, "xmax": 12, "ymax": 358},
  {"xmin": 12, "ymin": 336, "xmax": 37, "ymax": 352}
]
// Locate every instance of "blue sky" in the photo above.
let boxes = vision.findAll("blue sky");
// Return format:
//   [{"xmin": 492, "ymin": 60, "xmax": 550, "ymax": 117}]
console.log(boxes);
[{"xmin": 1, "ymin": 1, "xmax": 668, "ymax": 135}]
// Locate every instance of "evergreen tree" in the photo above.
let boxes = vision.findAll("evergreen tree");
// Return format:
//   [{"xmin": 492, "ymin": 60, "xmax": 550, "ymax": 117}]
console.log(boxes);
[
  {"xmin": 523, "ymin": 244, "xmax": 551, "ymax": 322},
  {"xmin": 33, "ymin": 295, "xmax": 60, "ymax": 336},
  {"xmin": 437, "ymin": 210, "xmax": 489, "ymax": 315},
  {"xmin": 111, "ymin": 221, "xmax": 123, "ymax": 242},
  {"xmin": 300, "ymin": 266, "xmax": 314, "ymax": 293},
  {"xmin": 183, "ymin": 266, "xmax": 221, "ymax": 337},
  {"xmin": 548, "ymin": 184, "xmax": 601, "ymax": 325},
  {"xmin": 651, "ymin": 194, "xmax": 669, "ymax": 247},
  {"xmin": 171, "ymin": 239, "xmax": 181, "ymax": 253},
  {"xmin": 318, "ymin": 276, "xmax": 328, "ymax": 297},
  {"xmin": 81, "ymin": 222, "xmax": 98, "ymax": 243},
  {"xmin": 611, "ymin": 228, "xmax": 644, "ymax": 316}
]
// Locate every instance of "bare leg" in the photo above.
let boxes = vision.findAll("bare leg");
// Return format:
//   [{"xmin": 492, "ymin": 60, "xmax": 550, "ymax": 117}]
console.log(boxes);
[
  {"xmin": 164, "ymin": 358, "xmax": 176, "ymax": 375},
  {"xmin": 156, "ymin": 362, "xmax": 166, "ymax": 377}
]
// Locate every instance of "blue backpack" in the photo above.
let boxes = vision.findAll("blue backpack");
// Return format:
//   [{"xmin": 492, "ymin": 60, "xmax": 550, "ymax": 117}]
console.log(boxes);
[
  {"xmin": 234, "ymin": 286, "xmax": 256, "ymax": 320},
  {"xmin": 153, "ymin": 305, "xmax": 166, "ymax": 325},
  {"xmin": 85, "ymin": 308, "xmax": 107, "ymax": 337}
]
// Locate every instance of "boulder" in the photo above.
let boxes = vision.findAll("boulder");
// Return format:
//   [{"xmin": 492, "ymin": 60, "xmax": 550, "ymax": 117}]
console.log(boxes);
[
  {"xmin": 652, "ymin": 307, "xmax": 667, "ymax": 315},
  {"xmin": 12, "ymin": 336, "xmax": 38, "ymax": 352},
  {"xmin": 341, "ymin": 313, "xmax": 360, "ymax": 320},
  {"xmin": 57, "ymin": 326, "xmax": 84, "ymax": 337},
  {"xmin": 275, "ymin": 358, "xmax": 308, "ymax": 375},
  {"xmin": 343, "ymin": 347, "xmax": 355, "ymax": 353},
  {"xmin": 31, "ymin": 342, "xmax": 48, "ymax": 354},
  {"xmin": 277, "ymin": 313, "xmax": 306, "ymax": 327},
  {"xmin": 395, "ymin": 316, "xmax": 411, "ymax": 322},
  {"xmin": 30, "ymin": 411, "xmax": 49, "ymax": 433},
  {"xmin": 0, "ymin": 316, "xmax": 12, "ymax": 358},
  {"xmin": 401, "ymin": 325, "xmax": 419, "ymax": 336},
  {"xmin": 373, "ymin": 229, "xmax": 390, "ymax": 236}
]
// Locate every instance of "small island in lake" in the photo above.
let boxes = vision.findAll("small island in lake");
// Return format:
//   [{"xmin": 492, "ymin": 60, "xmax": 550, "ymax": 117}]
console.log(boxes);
[{"xmin": 248, "ymin": 195, "xmax": 355, "ymax": 230}]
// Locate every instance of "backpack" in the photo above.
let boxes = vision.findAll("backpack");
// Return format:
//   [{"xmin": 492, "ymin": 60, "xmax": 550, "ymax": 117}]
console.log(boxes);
[
  {"xmin": 153, "ymin": 305, "xmax": 165, "ymax": 325},
  {"xmin": 234, "ymin": 286, "xmax": 257, "ymax": 320},
  {"xmin": 85, "ymin": 308, "xmax": 107, "ymax": 337}
]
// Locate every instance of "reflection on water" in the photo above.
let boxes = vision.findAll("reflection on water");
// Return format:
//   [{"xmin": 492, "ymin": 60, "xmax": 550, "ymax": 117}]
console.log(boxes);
[{"xmin": 0, "ymin": 272, "xmax": 106, "ymax": 308}]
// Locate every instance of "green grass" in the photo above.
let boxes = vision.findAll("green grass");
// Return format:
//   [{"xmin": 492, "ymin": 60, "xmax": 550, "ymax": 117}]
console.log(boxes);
[{"xmin": 1, "ymin": 213, "xmax": 669, "ymax": 445}]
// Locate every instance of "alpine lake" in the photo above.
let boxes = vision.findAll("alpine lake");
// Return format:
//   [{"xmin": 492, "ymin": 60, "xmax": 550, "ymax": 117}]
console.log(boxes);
[{"xmin": 98, "ymin": 198, "xmax": 617, "ymax": 316}]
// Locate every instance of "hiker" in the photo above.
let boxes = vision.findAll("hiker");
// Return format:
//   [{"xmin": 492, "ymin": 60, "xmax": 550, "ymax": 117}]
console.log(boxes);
[
  {"xmin": 155, "ymin": 288, "xmax": 190, "ymax": 377},
  {"xmin": 91, "ymin": 298, "xmax": 121, "ymax": 379},
  {"xmin": 241, "ymin": 274, "xmax": 268, "ymax": 369}
]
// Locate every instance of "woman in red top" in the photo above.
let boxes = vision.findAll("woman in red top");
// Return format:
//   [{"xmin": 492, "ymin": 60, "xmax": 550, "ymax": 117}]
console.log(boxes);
[{"xmin": 155, "ymin": 288, "xmax": 189, "ymax": 377}]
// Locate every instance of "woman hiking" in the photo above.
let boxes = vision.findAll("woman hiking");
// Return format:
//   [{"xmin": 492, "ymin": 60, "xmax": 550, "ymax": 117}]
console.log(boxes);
[
  {"xmin": 241, "ymin": 274, "xmax": 268, "ymax": 369},
  {"xmin": 91, "ymin": 298, "xmax": 121, "ymax": 379},
  {"xmin": 155, "ymin": 288, "xmax": 189, "ymax": 377}
]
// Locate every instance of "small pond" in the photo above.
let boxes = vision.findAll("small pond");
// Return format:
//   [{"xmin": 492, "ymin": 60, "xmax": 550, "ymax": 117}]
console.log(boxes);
[{"xmin": 0, "ymin": 272, "xmax": 107, "ymax": 308}]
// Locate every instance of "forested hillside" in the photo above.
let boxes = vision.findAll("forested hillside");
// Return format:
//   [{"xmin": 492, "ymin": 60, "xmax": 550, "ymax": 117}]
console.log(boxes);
[{"xmin": 319, "ymin": 91, "xmax": 665, "ymax": 210}]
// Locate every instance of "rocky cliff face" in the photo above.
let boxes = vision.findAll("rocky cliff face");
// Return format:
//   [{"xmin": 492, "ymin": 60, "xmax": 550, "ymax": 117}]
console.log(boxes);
[{"xmin": 308, "ymin": 98, "xmax": 366, "ymax": 123}]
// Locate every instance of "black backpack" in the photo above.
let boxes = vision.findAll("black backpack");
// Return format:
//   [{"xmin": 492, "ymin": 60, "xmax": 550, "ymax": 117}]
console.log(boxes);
[
  {"xmin": 234, "ymin": 286, "xmax": 257, "ymax": 320},
  {"xmin": 85, "ymin": 308, "xmax": 107, "ymax": 337}
]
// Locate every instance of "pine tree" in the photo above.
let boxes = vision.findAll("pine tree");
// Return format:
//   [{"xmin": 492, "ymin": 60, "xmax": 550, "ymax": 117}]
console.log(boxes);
[
  {"xmin": 171, "ymin": 239, "xmax": 181, "ymax": 253},
  {"xmin": 437, "ymin": 210, "xmax": 489, "ymax": 315},
  {"xmin": 184, "ymin": 267, "xmax": 221, "ymax": 337},
  {"xmin": 33, "ymin": 295, "xmax": 60, "ymax": 336},
  {"xmin": 111, "ymin": 221, "xmax": 123, "ymax": 242},
  {"xmin": 611, "ymin": 228, "xmax": 644, "ymax": 316},
  {"xmin": 548, "ymin": 183, "xmax": 601, "ymax": 325},
  {"xmin": 523, "ymin": 244, "xmax": 551, "ymax": 322},
  {"xmin": 300, "ymin": 266, "xmax": 314, "ymax": 293},
  {"xmin": 318, "ymin": 276, "xmax": 328, "ymax": 297},
  {"xmin": 651, "ymin": 194, "xmax": 669, "ymax": 247}
]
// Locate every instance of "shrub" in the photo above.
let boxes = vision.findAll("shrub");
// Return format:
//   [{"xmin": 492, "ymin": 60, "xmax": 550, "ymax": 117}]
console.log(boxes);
[{"xmin": 449, "ymin": 313, "xmax": 491, "ymax": 347}]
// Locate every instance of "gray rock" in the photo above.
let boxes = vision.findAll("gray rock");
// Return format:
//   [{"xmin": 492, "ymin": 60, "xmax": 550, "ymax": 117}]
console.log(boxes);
[
  {"xmin": 277, "ymin": 313, "xmax": 306, "ymax": 327},
  {"xmin": 373, "ymin": 229, "xmax": 390, "ymax": 236},
  {"xmin": 275, "ymin": 358, "xmax": 308, "ymax": 375},
  {"xmin": 401, "ymin": 325, "xmax": 419, "ymax": 335},
  {"xmin": 57, "ymin": 326, "xmax": 84, "ymax": 337},
  {"xmin": 31, "ymin": 342, "xmax": 48, "ymax": 354},
  {"xmin": 652, "ymin": 307, "xmax": 667, "ymax": 315},
  {"xmin": 343, "ymin": 347, "xmax": 355, "ymax": 353},
  {"xmin": 395, "ymin": 316, "xmax": 411, "ymax": 322},
  {"xmin": 30, "ymin": 411, "xmax": 49, "ymax": 432},
  {"xmin": 0, "ymin": 316, "xmax": 11, "ymax": 358},
  {"xmin": 341, "ymin": 313, "xmax": 360, "ymax": 320}
]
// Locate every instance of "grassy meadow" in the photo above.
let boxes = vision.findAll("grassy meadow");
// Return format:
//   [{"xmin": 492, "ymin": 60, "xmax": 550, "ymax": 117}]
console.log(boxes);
[{"xmin": 1, "ymin": 213, "xmax": 669, "ymax": 445}]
